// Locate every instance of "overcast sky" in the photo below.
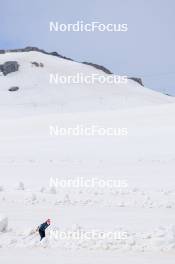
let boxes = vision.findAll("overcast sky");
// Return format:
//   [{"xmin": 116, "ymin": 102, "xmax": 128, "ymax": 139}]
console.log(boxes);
[{"xmin": 0, "ymin": 0, "xmax": 175, "ymax": 95}]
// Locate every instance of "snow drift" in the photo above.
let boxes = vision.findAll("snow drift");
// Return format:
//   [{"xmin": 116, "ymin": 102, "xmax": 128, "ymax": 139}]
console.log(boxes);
[{"xmin": 0, "ymin": 215, "xmax": 8, "ymax": 232}]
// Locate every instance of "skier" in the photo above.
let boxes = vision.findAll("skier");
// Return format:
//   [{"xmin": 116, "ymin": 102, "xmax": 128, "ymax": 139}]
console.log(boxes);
[{"xmin": 38, "ymin": 219, "xmax": 51, "ymax": 241}]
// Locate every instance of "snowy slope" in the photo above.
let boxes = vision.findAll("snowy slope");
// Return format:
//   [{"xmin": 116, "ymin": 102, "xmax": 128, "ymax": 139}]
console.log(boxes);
[
  {"xmin": 0, "ymin": 50, "xmax": 175, "ymax": 263},
  {"xmin": 0, "ymin": 51, "xmax": 174, "ymax": 117}
]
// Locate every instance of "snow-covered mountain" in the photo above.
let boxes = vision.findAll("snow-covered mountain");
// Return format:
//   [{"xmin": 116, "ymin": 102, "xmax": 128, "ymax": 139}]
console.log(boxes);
[{"xmin": 0, "ymin": 49, "xmax": 174, "ymax": 118}]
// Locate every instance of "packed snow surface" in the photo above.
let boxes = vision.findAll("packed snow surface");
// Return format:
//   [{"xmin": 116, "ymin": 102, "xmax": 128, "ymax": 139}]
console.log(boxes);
[{"xmin": 0, "ymin": 51, "xmax": 175, "ymax": 263}]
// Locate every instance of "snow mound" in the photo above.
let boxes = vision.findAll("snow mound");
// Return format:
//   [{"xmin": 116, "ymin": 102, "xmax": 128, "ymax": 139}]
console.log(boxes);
[
  {"xmin": 0, "ymin": 215, "xmax": 8, "ymax": 232},
  {"xmin": 16, "ymin": 182, "xmax": 25, "ymax": 190},
  {"xmin": 1, "ymin": 225, "xmax": 175, "ymax": 252}
]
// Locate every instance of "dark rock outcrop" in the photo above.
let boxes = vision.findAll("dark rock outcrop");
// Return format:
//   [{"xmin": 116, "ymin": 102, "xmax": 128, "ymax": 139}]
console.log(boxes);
[
  {"xmin": 8, "ymin": 86, "xmax": 19, "ymax": 92},
  {"xmin": 7, "ymin": 47, "xmax": 73, "ymax": 61},
  {"xmin": 5, "ymin": 47, "xmax": 112, "ymax": 74},
  {"xmin": 49, "ymin": 51, "xmax": 73, "ymax": 61},
  {"xmin": 128, "ymin": 77, "xmax": 144, "ymax": 86},
  {"xmin": 165, "ymin": 93, "xmax": 173, "ymax": 97},
  {"xmin": 31, "ymin": 61, "xmax": 44, "ymax": 67},
  {"xmin": 0, "ymin": 61, "xmax": 19, "ymax": 76},
  {"xmin": 82, "ymin": 62, "xmax": 113, "ymax": 74},
  {"xmin": 31, "ymin": 61, "xmax": 40, "ymax": 67},
  {"xmin": 0, "ymin": 47, "xmax": 144, "ymax": 85}
]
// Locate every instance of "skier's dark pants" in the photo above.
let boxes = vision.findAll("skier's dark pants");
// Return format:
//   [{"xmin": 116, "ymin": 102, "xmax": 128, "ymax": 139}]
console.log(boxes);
[{"xmin": 39, "ymin": 229, "xmax": 45, "ymax": 241}]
